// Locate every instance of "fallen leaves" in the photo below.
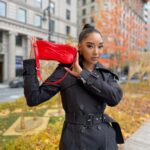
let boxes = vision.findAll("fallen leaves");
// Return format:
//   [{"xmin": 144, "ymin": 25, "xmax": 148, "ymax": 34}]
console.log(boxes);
[{"xmin": 106, "ymin": 82, "xmax": 150, "ymax": 139}]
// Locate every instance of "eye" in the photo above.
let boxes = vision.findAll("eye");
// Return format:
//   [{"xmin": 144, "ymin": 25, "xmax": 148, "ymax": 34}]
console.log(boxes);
[
  {"xmin": 98, "ymin": 45, "xmax": 103, "ymax": 49},
  {"xmin": 87, "ymin": 45, "xmax": 93, "ymax": 48}
]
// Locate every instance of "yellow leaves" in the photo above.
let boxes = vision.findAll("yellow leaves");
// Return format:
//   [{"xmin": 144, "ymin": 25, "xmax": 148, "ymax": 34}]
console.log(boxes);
[
  {"xmin": 3, "ymin": 121, "xmax": 63, "ymax": 150},
  {"xmin": 106, "ymin": 82, "xmax": 150, "ymax": 139}
]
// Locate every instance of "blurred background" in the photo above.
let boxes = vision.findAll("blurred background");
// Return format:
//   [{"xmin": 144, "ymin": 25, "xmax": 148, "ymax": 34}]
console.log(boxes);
[{"xmin": 0, "ymin": 0, "xmax": 150, "ymax": 150}]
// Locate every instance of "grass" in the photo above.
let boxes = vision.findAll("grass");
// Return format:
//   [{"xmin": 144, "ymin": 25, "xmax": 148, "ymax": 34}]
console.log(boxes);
[
  {"xmin": 0, "ymin": 93, "xmax": 60, "ymax": 149},
  {"xmin": 0, "ymin": 108, "xmax": 49, "ymax": 148},
  {"xmin": 0, "ymin": 82, "xmax": 150, "ymax": 149}
]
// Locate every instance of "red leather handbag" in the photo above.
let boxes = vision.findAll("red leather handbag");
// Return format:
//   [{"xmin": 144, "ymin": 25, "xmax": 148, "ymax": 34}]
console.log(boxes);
[{"xmin": 33, "ymin": 40, "xmax": 77, "ymax": 84}]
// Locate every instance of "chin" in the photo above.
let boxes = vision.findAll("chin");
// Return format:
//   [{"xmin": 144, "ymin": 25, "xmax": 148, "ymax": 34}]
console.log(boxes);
[{"xmin": 91, "ymin": 60, "xmax": 98, "ymax": 65}]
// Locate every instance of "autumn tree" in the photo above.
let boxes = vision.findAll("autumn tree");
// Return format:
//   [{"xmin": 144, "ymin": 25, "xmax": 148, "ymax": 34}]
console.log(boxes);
[{"xmin": 94, "ymin": 0, "xmax": 130, "ymax": 73}]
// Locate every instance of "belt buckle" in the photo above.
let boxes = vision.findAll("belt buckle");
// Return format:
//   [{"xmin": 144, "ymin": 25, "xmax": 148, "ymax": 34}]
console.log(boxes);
[{"xmin": 86, "ymin": 114, "xmax": 94, "ymax": 127}]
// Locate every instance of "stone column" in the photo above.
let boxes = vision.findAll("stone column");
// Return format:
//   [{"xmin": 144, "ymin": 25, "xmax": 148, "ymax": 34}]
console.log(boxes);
[
  {"xmin": 8, "ymin": 31, "xmax": 16, "ymax": 81},
  {"xmin": 25, "ymin": 35, "xmax": 31, "ymax": 59}
]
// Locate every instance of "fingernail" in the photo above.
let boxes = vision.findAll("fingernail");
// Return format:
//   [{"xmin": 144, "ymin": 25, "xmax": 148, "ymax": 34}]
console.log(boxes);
[{"xmin": 64, "ymin": 67, "xmax": 67, "ymax": 70}]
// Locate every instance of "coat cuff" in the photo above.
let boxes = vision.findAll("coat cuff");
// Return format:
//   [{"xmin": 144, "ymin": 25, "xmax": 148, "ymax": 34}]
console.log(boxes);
[
  {"xmin": 78, "ymin": 69, "xmax": 99, "ymax": 85},
  {"xmin": 23, "ymin": 59, "xmax": 36, "ymax": 75}
]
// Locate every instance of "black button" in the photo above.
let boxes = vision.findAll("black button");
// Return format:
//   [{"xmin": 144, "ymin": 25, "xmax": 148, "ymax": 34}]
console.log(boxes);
[
  {"xmin": 97, "ymin": 125, "xmax": 102, "ymax": 130},
  {"xmin": 79, "ymin": 104, "xmax": 84, "ymax": 110},
  {"xmin": 81, "ymin": 126, "xmax": 86, "ymax": 133}
]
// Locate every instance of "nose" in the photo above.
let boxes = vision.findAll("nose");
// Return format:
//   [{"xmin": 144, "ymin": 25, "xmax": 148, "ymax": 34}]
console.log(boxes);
[{"xmin": 93, "ymin": 47, "xmax": 99, "ymax": 55}]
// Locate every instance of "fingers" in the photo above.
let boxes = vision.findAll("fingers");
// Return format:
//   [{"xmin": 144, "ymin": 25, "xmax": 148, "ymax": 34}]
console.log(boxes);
[
  {"xmin": 29, "ymin": 36, "xmax": 37, "ymax": 59},
  {"xmin": 64, "ymin": 67, "xmax": 73, "ymax": 75},
  {"xmin": 31, "ymin": 36, "xmax": 37, "ymax": 44},
  {"xmin": 74, "ymin": 51, "xmax": 79, "ymax": 66}
]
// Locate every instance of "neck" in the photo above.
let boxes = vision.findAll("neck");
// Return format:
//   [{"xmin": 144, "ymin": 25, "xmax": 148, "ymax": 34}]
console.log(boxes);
[{"xmin": 83, "ymin": 61, "xmax": 94, "ymax": 72}]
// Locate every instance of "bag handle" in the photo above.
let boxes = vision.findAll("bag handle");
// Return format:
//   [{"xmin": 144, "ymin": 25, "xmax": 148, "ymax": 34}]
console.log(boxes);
[
  {"xmin": 33, "ymin": 40, "xmax": 43, "ymax": 81},
  {"xmin": 33, "ymin": 40, "xmax": 74, "ymax": 85}
]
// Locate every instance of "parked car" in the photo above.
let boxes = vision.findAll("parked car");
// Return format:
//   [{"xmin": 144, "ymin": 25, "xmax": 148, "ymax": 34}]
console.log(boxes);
[
  {"xmin": 118, "ymin": 76, "xmax": 128, "ymax": 84},
  {"xmin": 142, "ymin": 72, "xmax": 148, "ymax": 81},
  {"xmin": 9, "ymin": 77, "xmax": 24, "ymax": 88}
]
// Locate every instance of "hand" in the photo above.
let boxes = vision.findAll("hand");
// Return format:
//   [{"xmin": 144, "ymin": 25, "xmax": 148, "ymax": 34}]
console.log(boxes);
[
  {"xmin": 64, "ymin": 52, "xmax": 82, "ymax": 77},
  {"xmin": 29, "ymin": 37, "xmax": 36, "ymax": 59}
]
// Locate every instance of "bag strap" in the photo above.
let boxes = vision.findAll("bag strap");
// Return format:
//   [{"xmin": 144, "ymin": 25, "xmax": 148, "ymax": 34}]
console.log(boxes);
[
  {"xmin": 45, "ymin": 65, "xmax": 73, "ymax": 85},
  {"xmin": 33, "ymin": 41, "xmax": 43, "ymax": 81}
]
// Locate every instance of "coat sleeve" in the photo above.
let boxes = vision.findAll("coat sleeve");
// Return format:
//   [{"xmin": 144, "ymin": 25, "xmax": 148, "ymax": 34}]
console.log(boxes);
[
  {"xmin": 23, "ymin": 59, "xmax": 64, "ymax": 107},
  {"xmin": 78, "ymin": 69, "xmax": 123, "ymax": 107}
]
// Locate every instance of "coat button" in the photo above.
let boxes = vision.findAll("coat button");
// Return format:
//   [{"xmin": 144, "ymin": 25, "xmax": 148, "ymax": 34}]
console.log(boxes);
[
  {"xmin": 79, "ymin": 104, "xmax": 84, "ymax": 110},
  {"xmin": 97, "ymin": 125, "xmax": 102, "ymax": 130},
  {"xmin": 81, "ymin": 126, "xmax": 86, "ymax": 133}
]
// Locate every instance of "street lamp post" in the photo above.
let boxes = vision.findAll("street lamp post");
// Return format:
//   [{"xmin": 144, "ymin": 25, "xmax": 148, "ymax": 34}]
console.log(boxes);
[{"xmin": 42, "ymin": 0, "xmax": 51, "ymax": 41}]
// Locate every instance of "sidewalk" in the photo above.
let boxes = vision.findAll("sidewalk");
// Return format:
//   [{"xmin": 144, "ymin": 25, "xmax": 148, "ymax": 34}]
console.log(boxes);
[
  {"xmin": 122, "ymin": 118, "xmax": 150, "ymax": 150},
  {"xmin": 0, "ymin": 83, "xmax": 9, "ymax": 89}
]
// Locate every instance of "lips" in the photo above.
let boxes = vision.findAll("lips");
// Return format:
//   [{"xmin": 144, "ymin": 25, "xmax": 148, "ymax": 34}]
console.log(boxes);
[
  {"xmin": 91, "ymin": 57, "xmax": 99, "ymax": 61},
  {"xmin": 91, "ymin": 57, "xmax": 99, "ymax": 58},
  {"xmin": 91, "ymin": 57, "xmax": 99, "ymax": 59}
]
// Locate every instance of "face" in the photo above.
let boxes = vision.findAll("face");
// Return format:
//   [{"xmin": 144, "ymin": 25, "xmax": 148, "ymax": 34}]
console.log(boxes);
[{"xmin": 78, "ymin": 32, "xmax": 103, "ymax": 65}]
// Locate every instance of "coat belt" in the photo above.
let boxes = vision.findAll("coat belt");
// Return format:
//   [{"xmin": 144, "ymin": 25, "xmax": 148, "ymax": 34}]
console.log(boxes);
[
  {"xmin": 65, "ymin": 112, "xmax": 104, "ymax": 127},
  {"xmin": 65, "ymin": 112, "xmax": 124, "ymax": 144}
]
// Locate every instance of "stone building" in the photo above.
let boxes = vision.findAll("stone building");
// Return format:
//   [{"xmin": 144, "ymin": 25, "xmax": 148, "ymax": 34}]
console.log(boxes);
[
  {"xmin": 0, "ymin": 0, "xmax": 77, "ymax": 82},
  {"xmin": 144, "ymin": 2, "xmax": 150, "ymax": 51},
  {"xmin": 77, "ymin": 0, "xmax": 147, "ymax": 51}
]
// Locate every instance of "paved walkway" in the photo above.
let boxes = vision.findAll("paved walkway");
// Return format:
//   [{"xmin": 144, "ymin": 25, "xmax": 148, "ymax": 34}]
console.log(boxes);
[
  {"xmin": 0, "ymin": 83, "xmax": 9, "ymax": 89},
  {"xmin": 122, "ymin": 118, "xmax": 150, "ymax": 150}
]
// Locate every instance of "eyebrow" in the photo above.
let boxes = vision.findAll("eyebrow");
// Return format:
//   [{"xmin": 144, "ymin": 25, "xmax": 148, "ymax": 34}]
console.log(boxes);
[{"xmin": 86, "ymin": 42, "xmax": 103, "ymax": 45}]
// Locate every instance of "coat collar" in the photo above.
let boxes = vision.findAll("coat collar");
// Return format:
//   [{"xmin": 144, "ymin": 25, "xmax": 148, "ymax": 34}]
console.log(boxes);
[
  {"xmin": 95, "ymin": 61, "xmax": 106, "ymax": 70},
  {"xmin": 94, "ymin": 61, "xmax": 119, "ymax": 80}
]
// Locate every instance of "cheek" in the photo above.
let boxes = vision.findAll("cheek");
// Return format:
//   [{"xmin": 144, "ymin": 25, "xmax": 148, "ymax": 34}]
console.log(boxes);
[
  {"xmin": 81, "ymin": 46, "xmax": 91, "ymax": 56},
  {"xmin": 82, "ymin": 50, "xmax": 92, "ymax": 58},
  {"xmin": 99, "ymin": 49, "xmax": 104, "ymax": 55}
]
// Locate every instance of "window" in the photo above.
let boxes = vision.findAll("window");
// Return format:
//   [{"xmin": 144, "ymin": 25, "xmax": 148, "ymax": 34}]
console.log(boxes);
[
  {"xmin": 91, "ymin": 6, "xmax": 95, "ymax": 12},
  {"xmin": 82, "ymin": 18, "xmax": 86, "ymax": 24},
  {"xmin": 35, "ymin": 15, "xmax": 41, "ymax": 27},
  {"xmin": 0, "ymin": 1, "xmax": 6, "ymax": 17},
  {"xmin": 50, "ymin": 2, "xmax": 55, "ymax": 14},
  {"xmin": 35, "ymin": 0, "xmax": 42, "ymax": 8},
  {"xmin": 66, "ymin": 0, "xmax": 71, "ymax": 5},
  {"xmin": 0, "ymin": 31, "xmax": 2, "ymax": 43},
  {"xmin": 17, "ymin": 8, "xmax": 26, "ymax": 23},
  {"xmin": 91, "ymin": 17, "xmax": 94, "ymax": 23},
  {"xmin": 16, "ymin": 35, "xmax": 23, "ymax": 46},
  {"xmin": 82, "ymin": 9, "xmax": 86, "ymax": 15},
  {"xmin": 16, "ymin": 56, "xmax": 23, "ymax": 76},
  {"xmin": 49, "ymin": 20, "xmax": 55, "ymax": 33},
  {"xmin": 66, "ymin": 26, "xmax": 71, "ymax": 35},
  {"xmin": 66, "ymin": 9, "xmax": 71, "ymax": 20},
  {"xmin": 82, "ymin": 0, "xmax": 86, "ymax": 5}
]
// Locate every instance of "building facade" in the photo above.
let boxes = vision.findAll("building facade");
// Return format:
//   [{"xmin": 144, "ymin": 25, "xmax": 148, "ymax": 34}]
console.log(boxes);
[
  {"xmin": 77, "ymin": 0, "xmax": 147, "ymax": 51},
  {"xmin": 120, "ymin": 0, "xmax": 147, "ymax": 51},
  {"xmin": 0, "ymin": 0, "xmax": 77, "ymax": 82},
  {"xmin": 77, "ymin": 0, "xmax": 97, "ymax": 35},
  {"xmin": 144, "ymin": 2, "xmax": 150, "ymax": 51}
]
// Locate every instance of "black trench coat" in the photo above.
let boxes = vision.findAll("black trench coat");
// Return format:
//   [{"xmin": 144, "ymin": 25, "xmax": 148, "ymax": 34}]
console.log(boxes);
[{"xmin": 23, "ymin": 59, "xmax": 124, "ymax": 150}]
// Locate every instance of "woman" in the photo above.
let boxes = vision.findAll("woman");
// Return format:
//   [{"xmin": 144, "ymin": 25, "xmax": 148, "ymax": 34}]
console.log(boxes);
[{"xmin": 23, "ymin": 24, "xmax": 124, "ymax": 150}]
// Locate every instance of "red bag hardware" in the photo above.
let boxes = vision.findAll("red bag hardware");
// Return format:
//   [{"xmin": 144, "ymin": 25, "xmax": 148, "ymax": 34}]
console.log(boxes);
[{"xmin": 33, "ymin": 40, "xmax": 77, "ymax": 84}]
